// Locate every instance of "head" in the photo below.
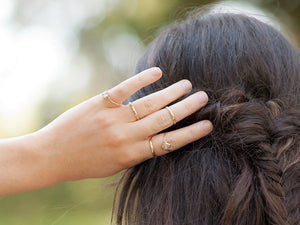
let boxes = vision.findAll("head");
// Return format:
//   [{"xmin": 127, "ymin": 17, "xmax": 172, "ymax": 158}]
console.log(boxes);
[{"xmin": 113, "ymin": 11, "xmax": 300, "ymax": 225}]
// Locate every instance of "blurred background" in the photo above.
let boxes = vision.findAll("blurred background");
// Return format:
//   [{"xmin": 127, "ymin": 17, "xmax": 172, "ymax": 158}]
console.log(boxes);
[{"xmin": 0, "ymin": 0, "xmax": 299, "ymax": 224}]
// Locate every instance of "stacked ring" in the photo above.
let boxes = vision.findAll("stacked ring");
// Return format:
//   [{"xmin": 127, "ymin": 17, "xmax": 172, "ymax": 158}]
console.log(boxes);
[
  {"xmin": 149, "ymin": 137, "xmax": 156, "ymax": 158},
  {"xmin": 102, "ymin": 91, "xmax": 121, "ymax": 106},
  {"xmin": 165, "ymin": 106, "xmax": 176, "ymax": 125},
  {"xmin": 161, "ymin": 133, "xmax": 172, "ymax": 152},
  {"xmin": 129, "ymin": 102, "xmax": 140, "ymax": 120}
]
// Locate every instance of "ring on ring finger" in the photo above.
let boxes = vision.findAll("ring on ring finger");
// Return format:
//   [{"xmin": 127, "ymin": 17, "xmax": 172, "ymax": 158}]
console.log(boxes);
[
  {"xmin": 161, "ymin": 133, "xmax": 173, "ymax": 152},
  {"xmin": 148, "ymin": 137, "xmax": 156, "ymax": 158}
]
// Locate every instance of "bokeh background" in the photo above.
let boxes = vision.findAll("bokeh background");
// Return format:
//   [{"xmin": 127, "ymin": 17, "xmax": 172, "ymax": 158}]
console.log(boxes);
[{"xmin": 0, "ymin": 0, "xmax": 299, "ymax": 224}]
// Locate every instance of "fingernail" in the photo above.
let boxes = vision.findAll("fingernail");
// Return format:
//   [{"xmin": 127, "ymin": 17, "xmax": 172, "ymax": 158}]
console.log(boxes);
[
  {"xmin": 151, "ymin": 67, "xmax": 162, "ymax": 75},
  {"xmin": 181, "ymin": 80, "xmax": 192, "ymax": 92},
  {"xmin": 202, "ymin": 121, "xmax": 213, "ymax": 133},
  {"xmin": 198, "ymin": 91, "xmax": 208, "ymax": 103}
]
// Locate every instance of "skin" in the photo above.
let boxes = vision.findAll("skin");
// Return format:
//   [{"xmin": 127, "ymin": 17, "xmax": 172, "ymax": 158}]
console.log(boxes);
[{"xmin": 0, "ymin": 67, "xmax": 212, "ymax": 196}]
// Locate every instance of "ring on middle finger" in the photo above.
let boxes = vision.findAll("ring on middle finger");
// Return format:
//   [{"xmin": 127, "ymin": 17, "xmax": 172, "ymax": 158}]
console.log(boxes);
[
  {"xmin": 129, "ymin": 102, "xmax": 140, "ymax": 120},
  {"xmin": 165, "ymin": 106, "xmax": 176, "ymax": 125}
]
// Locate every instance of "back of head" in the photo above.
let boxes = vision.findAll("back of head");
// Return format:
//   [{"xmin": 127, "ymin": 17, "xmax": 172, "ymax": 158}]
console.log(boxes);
[{"xmin": 113, "ymin": 12, "xmax": 300, "ymax": 225}]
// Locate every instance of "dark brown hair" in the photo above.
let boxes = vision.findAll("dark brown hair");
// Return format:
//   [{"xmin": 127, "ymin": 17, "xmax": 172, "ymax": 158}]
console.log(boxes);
[{"xmin": 112, "ymin": 12, "xmax": 300, "ymax": 225}]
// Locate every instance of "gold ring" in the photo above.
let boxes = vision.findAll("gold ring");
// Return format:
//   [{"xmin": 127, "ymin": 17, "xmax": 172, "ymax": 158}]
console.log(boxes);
[
  {"xmin": 165, "ymin": 106, "xmax": 176, "ymax": 125},
  {"xmin": 102, "ymin": 90, "xmax": 121, "ymax": 106},
  {"xmin": 161, "ymin": 133, "xmax": 172, "ymax": 152},
  {"xmin": 149, "ymin": 137, "xmax": 156, "ymax": 158},
  {"xmin": 129, "ymin": 102, "xmax": 140, "ymax": 120}
]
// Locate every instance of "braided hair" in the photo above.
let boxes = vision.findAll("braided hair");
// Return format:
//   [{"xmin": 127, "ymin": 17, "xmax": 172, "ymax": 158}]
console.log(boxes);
[{"xmin": 112, "ymin": 12, "xmax": 300, "ymax": 225}]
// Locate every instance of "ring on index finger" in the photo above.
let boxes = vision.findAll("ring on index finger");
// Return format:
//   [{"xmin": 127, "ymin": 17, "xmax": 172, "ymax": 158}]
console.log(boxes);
[{"xmin": 102, "ymin": 90, "xmax": 122, "ymax": 107}]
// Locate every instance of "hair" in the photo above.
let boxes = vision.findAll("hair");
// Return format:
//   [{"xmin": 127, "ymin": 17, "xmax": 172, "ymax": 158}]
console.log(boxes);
[{"xmin": 112, "ymin": 11, "xmax": 300, "ymax": 225}]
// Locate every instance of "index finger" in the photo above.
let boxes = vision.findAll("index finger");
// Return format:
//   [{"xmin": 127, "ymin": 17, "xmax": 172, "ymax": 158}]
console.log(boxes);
[{"xmin": 106, "ymin": 67, "xmax": 162, "ymax": 105}]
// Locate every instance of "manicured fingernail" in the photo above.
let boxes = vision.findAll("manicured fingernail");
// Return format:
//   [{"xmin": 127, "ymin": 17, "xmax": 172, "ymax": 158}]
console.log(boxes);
[
  {"xmin": 198, "ymin": 91, "xmax": 208, "ymax": 103},
  {"xmin": 202, "ymin": 121, "xmax": 213, "ymax": 132},
  {"xmin": 181, "ymin": 80, "xmax": 192, "ymax": 92}
]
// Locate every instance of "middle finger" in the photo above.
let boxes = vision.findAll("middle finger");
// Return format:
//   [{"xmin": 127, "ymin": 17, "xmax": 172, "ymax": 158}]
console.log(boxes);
[
  {"xmin": 132, "ymin": 91, "xmax": 208, "ymax": 138},
  {"xmin": 120, "ymin": 79, "xmax": 192, "ymax": 122}
]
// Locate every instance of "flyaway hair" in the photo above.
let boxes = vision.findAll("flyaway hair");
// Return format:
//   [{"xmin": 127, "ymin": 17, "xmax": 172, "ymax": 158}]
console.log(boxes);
[{"xmin": 112, "ymin": 12, "xmax": 300, "ymax": 225}]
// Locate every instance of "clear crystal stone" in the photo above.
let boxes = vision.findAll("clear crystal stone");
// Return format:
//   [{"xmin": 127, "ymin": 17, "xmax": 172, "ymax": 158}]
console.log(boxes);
[
  {"xmin": 162, "ymin": 142, "xmax": 171, "ymax": 151},
  {"xmin": 103, "ymin": 91, "xmax": 109, "ymax": 98}
]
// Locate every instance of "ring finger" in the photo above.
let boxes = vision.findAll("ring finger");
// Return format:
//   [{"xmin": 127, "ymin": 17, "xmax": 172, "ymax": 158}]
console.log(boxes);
[{"xmin": 135, "ymin": 120, "xmax": 213, "ymax": 161}]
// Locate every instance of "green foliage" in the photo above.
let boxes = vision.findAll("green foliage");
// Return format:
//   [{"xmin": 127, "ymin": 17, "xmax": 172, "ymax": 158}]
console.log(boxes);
[
  {"xmin": 0, "ymin": 177, "xmax": 117, "ymax": 224},
  {"xmin": 2, "ymin": 0, "xmax": 299, "ymax": 224}
]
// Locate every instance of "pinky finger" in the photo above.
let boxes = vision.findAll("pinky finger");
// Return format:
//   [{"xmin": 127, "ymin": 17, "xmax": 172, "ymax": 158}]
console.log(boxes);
[{"xmin": 138, "ymin": 120, "xmax": 213, "ymax": 161}]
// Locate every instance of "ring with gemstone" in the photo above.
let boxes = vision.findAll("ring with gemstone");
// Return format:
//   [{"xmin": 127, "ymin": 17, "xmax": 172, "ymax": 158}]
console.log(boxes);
[
  {"xmin": 102, "ymin": 90, "xmax": 121, "ymax": 106},
  {"xmin": 161, "ymin": 133, "xmax": 172, "ymax": 152}
]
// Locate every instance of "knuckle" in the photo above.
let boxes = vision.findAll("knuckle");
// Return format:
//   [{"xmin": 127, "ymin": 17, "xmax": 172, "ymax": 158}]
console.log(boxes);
[
  {"xmin": 115, "ymin": 85, "xmax": 127, "ymax": 97},
  {"xmin": 118, "ymin": 150, "xmax": 138, "ymax": 167},
  {"xmin": 187, "ymin": 124, "xmax": 206, "ymax": 140},
  {"xmin": 157, "ymin": 113, "xmax": 172, "ymax": 128},
  {"xmin": 109, "ymin": 129, "xmax": 127, "ymax": 146},
  {"xmin": 182, "ymin": 100, "xmax": 190, "ymax": 112},
  {"xmin": 97, "ymin": 112, "xmax": 114, "ymax": 128},
  {"xmin": 161, "ymin": 135, "xmax": 177, "ymax": 151},
  {"xmin": 136, "ymin": 73, "xmax": 144, "ymax": 84},
  {"xmin": 188, "ymin": 127, "xmax": 198, "ymax": 138},
  {"xmin": 143, "ymin": 98, "xmax": 156, "ymax": 113}
]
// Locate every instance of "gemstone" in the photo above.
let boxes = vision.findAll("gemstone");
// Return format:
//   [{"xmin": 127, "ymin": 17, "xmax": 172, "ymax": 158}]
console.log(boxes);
[
  {"xmin": 102, "ymin": 91, "xmax": 109, "ymax": 98},
  {"xmin": 162, "ymin": 142, "xmax": 172, "ymax": 152}
]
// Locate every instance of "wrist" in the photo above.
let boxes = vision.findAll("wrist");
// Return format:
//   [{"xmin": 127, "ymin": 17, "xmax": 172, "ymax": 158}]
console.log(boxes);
[
  {"xmin": 0, "ymin": 132, "xmax": 63, "ymax": 196},
  {"xmin": 29, "ymin": 130, "xmax": 68, "ymax": 185}
]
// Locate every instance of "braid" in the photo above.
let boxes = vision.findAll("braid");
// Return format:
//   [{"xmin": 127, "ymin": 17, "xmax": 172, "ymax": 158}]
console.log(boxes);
[
  {"xmin": 113, "ymin": 12, "xmax": 300, "ymax": 225},
  {"xmin": 200, "ymin": 91, "xmax": 289, "ymax": 225},
  {"xmin": 271, "ymin": 106, "xmax": 300, "ymax": 225}
]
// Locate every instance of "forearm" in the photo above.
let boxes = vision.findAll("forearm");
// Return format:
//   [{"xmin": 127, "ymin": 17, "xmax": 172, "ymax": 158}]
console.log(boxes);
[
  {"xmin": 0, "ymin": 133, "xmax": 62, "ymax": 196},
  {"xmin": 0, "ymin": 68, "xmax": 212, "ymax": 196}
]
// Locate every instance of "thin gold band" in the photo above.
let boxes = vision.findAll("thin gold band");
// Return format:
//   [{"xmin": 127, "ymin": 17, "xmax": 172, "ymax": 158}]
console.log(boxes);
[
  {"xmin": 149, "ymin": 137, "xmax": 156, "ymax": 158},
  {"xmin": 102, "ymin": 91, "xmax": 121, "ymax": 106},
  {"xmin": 165, "ymin": 106, "xmax": 176, "ymax": 125},
  {"xmin": 129, "ymin": 102, "xmax": 140, "ymax": 120}
]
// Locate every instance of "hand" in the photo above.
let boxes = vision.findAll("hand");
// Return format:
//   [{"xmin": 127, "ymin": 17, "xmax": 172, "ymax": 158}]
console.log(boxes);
[{"xmin": 32, "ymin": 67, "xmax": 212, "ymax": 183}]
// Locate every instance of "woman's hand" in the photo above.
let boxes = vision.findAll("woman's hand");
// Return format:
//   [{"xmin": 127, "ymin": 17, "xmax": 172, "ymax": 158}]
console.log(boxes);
[{"xmin": 0, "ymin": 67, "xmax": 212, "ymax": 196}]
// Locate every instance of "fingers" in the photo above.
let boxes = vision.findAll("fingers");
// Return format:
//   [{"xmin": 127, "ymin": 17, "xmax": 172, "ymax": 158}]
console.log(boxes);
[
  {"xmin": 136, "ymin": 120, "xmax": 213, "ymax": 160},
  {"xmin": 121, "ymin": 79, "xmax": 192, "ymax": 121},
  {"xmin": 134, "ymin": 91, "xmax": 208, "ymax": 138},
  {"xmin": 102, "ymin": 67, "xmax": 162, "ymax": 107}
]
